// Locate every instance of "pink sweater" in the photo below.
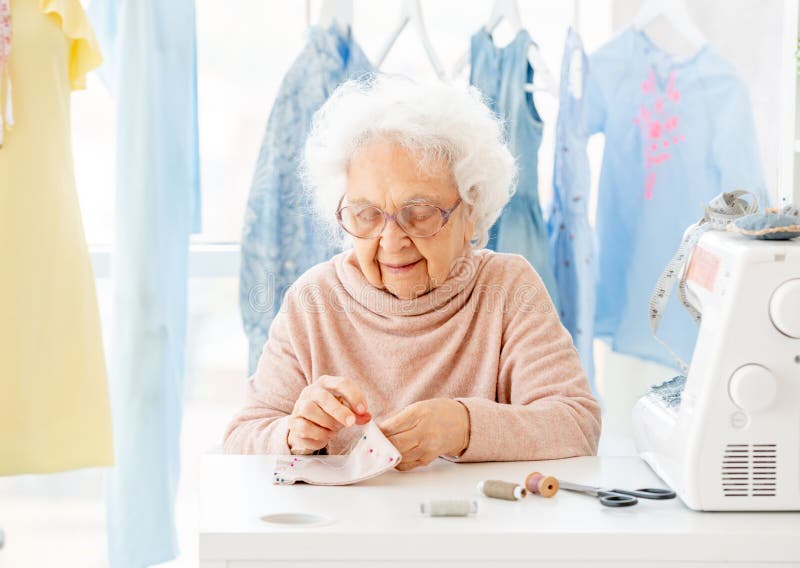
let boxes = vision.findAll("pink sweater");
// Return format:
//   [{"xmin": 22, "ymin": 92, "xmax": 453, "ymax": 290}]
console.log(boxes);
[{"xmin": 224, "ymin": 247, "xmax": 601, "ymax": 461}]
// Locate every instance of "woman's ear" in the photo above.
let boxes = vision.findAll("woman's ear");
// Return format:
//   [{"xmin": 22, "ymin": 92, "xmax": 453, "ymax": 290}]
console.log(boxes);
[{"xmin": 462, "ymin": 202, "xmax": 476, "ymax": 245}]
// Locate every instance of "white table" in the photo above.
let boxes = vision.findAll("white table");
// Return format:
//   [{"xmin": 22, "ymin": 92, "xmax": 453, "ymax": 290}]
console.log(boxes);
[{"xmin": 199, "ymin": 455, "xmax": 800, "ymax": 567}]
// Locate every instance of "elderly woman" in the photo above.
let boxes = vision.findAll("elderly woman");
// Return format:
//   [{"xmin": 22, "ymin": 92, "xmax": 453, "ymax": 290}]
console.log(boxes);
[{"xmin": 224, "ymin": 76, "xmax": 601, "ymax": 470}]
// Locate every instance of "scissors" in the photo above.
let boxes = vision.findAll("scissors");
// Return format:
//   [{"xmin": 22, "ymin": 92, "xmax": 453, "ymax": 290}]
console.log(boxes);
[{"xmin": 558, "ymin": 481, "xmax": 676, "ymax": 507}]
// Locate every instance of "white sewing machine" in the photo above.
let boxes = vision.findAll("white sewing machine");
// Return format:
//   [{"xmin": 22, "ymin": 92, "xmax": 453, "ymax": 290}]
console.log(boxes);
[{"xmin": 632, "ymin": 230, "xmax": 800, "ymax": 511}]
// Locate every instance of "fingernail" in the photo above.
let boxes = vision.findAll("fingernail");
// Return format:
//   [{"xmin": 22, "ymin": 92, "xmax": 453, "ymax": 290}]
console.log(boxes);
[
  {"xmin": 346, "ymin": 415, "xmax": 355, "ymax": 426},
  {"xmin": 356, "ymin": 403, "xmax": 366, "ymax": 414}
]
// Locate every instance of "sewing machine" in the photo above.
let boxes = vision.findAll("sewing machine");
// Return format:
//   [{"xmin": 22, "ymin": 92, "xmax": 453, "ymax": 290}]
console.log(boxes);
[{"xmin": 632, "ymin": 230, "xmax": 800, "ymax": 511}]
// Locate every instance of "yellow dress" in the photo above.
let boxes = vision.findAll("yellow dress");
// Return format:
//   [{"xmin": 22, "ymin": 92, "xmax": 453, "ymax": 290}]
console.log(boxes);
[{"xmin": 0, "ymin": 0, "xmax": 113, "ymax": 474}]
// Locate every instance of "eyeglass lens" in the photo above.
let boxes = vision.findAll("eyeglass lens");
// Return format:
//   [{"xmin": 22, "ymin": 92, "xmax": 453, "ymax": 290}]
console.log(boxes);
[{"xmin": 340, "ymin": 204, "xmax": 444, "ymax": 238}]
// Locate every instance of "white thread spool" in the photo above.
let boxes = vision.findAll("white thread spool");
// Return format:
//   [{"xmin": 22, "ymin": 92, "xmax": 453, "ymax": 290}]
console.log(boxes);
[{"xmin": 420, "ymin": 499, "xmax": 478, "ymax": 517}]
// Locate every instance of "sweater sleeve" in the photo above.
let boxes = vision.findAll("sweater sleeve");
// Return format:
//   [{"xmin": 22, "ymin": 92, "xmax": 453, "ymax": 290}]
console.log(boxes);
[
  {"xmin": 223, "ymin": 287, "xmax": 310, "ymax": 454},
  {"xmin": 454, "ymin": 256, "xmax": 601, "ymax": 462}
]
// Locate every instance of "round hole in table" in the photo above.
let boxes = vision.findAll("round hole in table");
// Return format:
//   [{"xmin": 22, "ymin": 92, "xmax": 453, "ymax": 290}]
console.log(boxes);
[{"xmin": 260, "ymin": 512, "xmax": 335, "ymax": 528}]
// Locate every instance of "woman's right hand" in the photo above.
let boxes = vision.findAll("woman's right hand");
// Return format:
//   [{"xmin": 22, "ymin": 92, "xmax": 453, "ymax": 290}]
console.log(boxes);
[{"xmin": 287, "ymin": 375, "xmax": 371, "ymax": 454}]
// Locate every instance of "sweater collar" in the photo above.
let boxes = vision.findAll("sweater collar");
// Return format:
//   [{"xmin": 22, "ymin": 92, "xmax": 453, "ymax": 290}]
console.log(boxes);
[{"xmin": 333, "ymin": 244, "xmax": 491, "ymax": 318}]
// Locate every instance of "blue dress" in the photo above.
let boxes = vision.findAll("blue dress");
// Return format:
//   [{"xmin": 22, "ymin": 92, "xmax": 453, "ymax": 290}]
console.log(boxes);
[
  {"xmin": 548, "ymin": 28, "xmax": 596, "ymax": 391},
  {"xmin": 240, "ymin": 25, "xmax": 372, "ymax": 373},
  {"xmin": 584, "ymin": 28, "xmax": 767, "ymax": 367},
  {"xmin": 470, "ymin": 29, "xmax": 559, "ymax": 309},
  {"xmin": 89, "ymin": 0, "xmax": 201, "ymax": 566}
]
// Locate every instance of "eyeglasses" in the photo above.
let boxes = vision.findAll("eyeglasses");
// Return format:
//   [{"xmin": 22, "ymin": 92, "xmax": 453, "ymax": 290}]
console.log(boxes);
[{"xmin": 336, "ymin": 195, "xmax": 463, "ymax": 239}]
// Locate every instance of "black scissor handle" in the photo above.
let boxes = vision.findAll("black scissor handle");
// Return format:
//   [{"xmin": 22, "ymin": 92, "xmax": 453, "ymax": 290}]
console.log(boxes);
[
  {"xmin": 597, "ymin": 491, "xmax": 638, "ymax": 507},
  {"xmin": 610, "ymin": 487, "xmax": 676, "ymax": 500}
]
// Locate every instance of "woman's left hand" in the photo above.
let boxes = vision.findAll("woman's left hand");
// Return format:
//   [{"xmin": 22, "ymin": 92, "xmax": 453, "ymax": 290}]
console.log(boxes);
[{"xmin": 378, "ymin": 398, "xmax": 470, "ymax": 471}]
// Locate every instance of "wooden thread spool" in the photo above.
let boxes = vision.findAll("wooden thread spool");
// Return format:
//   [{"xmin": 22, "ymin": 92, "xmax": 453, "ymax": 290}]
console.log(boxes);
[
  {"xmin": 477, "ymin": 480, "xmax": 527, "ymax": 501},
  {"xmin": 525, "ymin": 471, "xmax": 559, "ymax": 497}
]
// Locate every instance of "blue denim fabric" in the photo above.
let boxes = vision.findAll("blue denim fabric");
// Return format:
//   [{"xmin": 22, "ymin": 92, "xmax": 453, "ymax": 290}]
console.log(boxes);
[
  {"xmin": 585, "ymin": 27, "xmax": 768, "ymax": 368},
  {"xmin": 240, "ymin": 25, "xmax": 372, "ymax": 373},
  {"xmin": 89, "ymin": 0, "xmax": 201, "ymax": 566},
  {"xmin": 548, "ymin": 29, "xmax": 596, "ymax": 391},
  {"xmin": 470, "ymin": 29, "xmax": 559, "ymax": 310}
]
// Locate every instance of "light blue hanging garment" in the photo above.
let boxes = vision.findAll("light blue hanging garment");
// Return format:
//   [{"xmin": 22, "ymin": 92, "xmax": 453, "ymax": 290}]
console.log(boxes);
[
  {"xmin": 584, "ymin": 28, "xmax": 767, "ymax": 368},
  {"xmin": 88, "ymin": 0, "xmax": 201, "ymax": 565},
  {"xmin": 548, "ymin": 28, "xmax": 596, "ymax": 392},
  {"xmin": 469, "ymin": 28, "xmax": 559, "ymax": 310},
  {"xmin": 240, "ymin": 24, "xmax": 372, "ymax": 373}
]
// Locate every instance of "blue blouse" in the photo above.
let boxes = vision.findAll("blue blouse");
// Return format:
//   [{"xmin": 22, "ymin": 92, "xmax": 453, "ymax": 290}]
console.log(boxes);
[
  {"xmin": 240, "ymin": 25, "xmax": 372, "ymax": 373},
  {"xmin": 548, "ymin": 28, "xmax": 597, "ymax": 391},
  {"xmin": 585, "ymin": 28, "xmax": 767, "ymax": 367}
]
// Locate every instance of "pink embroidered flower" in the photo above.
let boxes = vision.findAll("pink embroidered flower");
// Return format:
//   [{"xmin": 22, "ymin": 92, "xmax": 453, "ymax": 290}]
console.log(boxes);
[
  {"xmin": 645, "ymin": 171, "xmax": 657, "ymax": 200},
  {"xmin": 649, "ymin": 121, "xmax": 662, "ymax": 139},
  {"xmin": 641, "ymin": 70, "xmax": 656, "ymax": 94},
  {"xmin": 667, "ymin": 72, "xmax": 680, "ymax": 102},
  {"xmin": 666, "ymin": 116, "xmax": 679, "ymax": 130},
  {"xmin": 634, "ymin": 69, "xmax": 683, "ymax": 200},
  {"xmin": 645, "ymin": 153, "xmax": 670, "ymax": 168}
]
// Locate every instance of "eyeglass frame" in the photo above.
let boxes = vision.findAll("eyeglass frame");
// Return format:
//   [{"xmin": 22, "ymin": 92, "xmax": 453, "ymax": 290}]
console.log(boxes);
[{"xmin": 335, "ymin": 194, "xmax": 463, "ymax": 239}]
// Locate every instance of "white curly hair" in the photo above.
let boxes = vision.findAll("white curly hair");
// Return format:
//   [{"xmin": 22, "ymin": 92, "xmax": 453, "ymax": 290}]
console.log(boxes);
[{"xmin": 301, "ymin": 74, "xmax": 517, "ymax": 249}]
